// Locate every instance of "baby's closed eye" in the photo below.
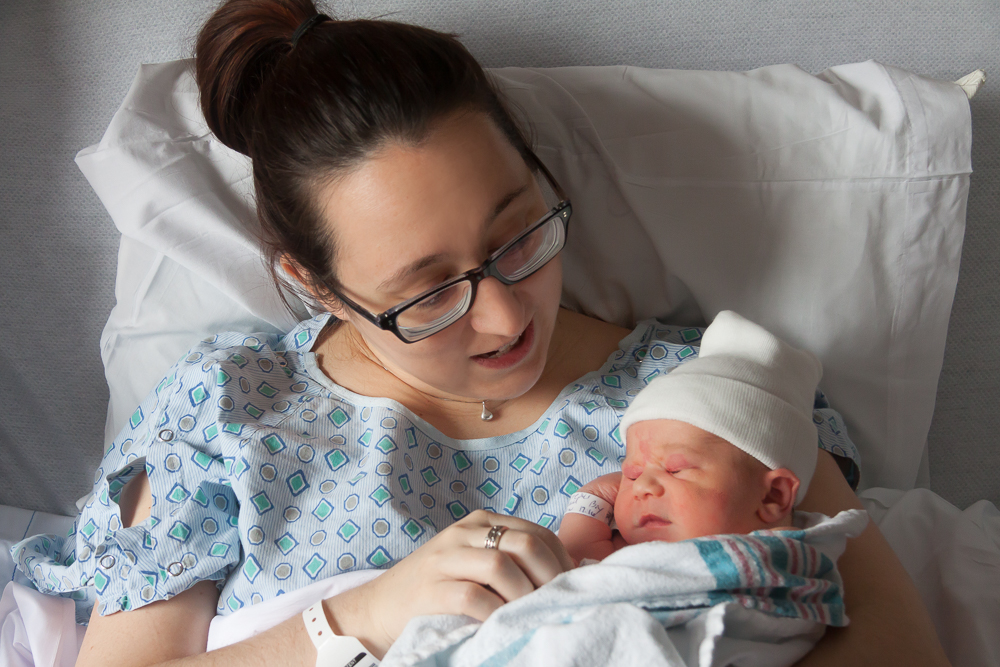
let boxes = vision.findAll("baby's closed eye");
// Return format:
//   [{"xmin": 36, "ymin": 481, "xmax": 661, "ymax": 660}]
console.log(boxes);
[
  {"xmin": 663, "ymin": 453, "xmax": 693, "ymax": 470},
  {"xmin": 621, "ymin": 463, "xmax": 643, "ymax": 480}
]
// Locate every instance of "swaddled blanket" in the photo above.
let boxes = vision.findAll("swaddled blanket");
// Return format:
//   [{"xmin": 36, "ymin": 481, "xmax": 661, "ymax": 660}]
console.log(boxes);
[{"xmin": 382, "ymin": 509, "xmax": 868, "ymax": 667}]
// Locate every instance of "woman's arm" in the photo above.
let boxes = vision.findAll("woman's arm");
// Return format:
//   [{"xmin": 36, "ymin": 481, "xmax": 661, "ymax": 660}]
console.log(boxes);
[
  {"xmin": 78, "ymin": 580, "xmax": 322, "ymax": 667},
  {"xmin": 78, "ymin": 474, "xmax": 575, "ymax": 666},
  {"xmin": 77, "ymin": 472, "xmax": 317, "ymax": 667},
  {"xmin": 794, "ymin": 451, "xmax": 951, "ymax": 667}
]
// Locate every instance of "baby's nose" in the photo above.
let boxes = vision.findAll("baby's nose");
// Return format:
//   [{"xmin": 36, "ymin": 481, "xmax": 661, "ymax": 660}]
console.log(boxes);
[{"xmin": 632, "ymin": 469, "xmax": 664, "ymax": 496}]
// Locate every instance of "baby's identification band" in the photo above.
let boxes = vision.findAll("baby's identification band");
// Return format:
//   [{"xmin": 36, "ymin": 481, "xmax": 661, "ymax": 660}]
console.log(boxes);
[
  {"xmin": 302, "ymin": 603, "xmax": 379, "ymax": 667},
  {"xmin": 565, "ymin": 492, "xmax": 614, "ymax": 525}
]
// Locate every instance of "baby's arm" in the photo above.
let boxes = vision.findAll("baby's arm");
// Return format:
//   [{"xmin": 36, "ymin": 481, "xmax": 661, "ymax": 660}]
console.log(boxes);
[{"xmin": 558, "ymin": 472, "xmax": 623, "ymax": 564}]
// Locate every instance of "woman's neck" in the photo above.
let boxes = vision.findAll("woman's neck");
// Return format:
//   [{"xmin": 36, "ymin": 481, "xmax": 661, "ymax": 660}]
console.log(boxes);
[{"xmin": 311, "ymin": 308, "xmax": 629, "ymax": 440}]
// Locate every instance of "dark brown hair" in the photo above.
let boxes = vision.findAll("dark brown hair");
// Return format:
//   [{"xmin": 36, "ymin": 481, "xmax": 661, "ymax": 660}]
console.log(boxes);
[{"xmin": 196, "ymin": 0, "xmax": 532, "ymax": 305}]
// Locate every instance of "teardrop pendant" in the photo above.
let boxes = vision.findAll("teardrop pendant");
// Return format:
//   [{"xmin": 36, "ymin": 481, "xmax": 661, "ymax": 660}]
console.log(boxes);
[{"xmin": 480, "ymin": 401, "xmax": 494, "ymax": 421}]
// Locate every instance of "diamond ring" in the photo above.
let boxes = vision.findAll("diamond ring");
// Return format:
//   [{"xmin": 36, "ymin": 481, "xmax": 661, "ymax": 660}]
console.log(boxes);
[{"xmin": 484, "ymin": 525, "xmax": 509, "ymax": 550}]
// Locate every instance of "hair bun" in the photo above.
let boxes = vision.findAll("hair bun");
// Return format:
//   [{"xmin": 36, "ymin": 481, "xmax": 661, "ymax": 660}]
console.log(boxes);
[{"xmin": 196, "ymin": 0, "xmax": 322, "ymax": 155}]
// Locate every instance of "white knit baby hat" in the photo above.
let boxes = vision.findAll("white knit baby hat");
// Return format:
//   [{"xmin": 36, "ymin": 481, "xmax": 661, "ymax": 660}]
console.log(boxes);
[{"xmin": 619, "ymin": 311, "xmax": 823, "ymax": 504}]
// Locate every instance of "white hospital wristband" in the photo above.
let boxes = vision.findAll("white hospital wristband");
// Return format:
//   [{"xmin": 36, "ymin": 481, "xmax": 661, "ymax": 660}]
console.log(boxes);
[
  {"xmin": 302, "ymin": 602, "xmax": 379, "ymax": 667},
  {"xmin": 564, "ymin": 491, "xmax": 615, "ymax": 526}
]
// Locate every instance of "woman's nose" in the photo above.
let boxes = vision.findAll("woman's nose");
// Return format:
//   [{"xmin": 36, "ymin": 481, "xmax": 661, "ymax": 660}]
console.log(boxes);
[{"xmin": 467, "ymin": 277, "xmax": 526, "ymax": 337}]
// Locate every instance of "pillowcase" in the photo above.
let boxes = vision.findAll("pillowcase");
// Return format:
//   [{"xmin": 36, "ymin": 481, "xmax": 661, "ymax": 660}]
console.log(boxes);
[{"xmin": 78, "ymin": 58, "xmax": 972, "ymax": 492}]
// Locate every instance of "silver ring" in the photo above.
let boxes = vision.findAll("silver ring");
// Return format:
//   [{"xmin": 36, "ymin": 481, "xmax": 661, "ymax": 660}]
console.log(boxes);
[{"xmin": 484, "ymin": 525, "xmax": 508, "ymax": 550}]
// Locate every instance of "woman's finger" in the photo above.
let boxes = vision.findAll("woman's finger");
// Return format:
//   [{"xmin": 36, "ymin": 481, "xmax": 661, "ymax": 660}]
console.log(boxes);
[
  {"xmin": 456, "ymin": 510, "xmax": 576, "ymax": 573},
  {"xmin": 353, "ymin": 511, "xmax": 573, "ymax": 650},
  {"xmin": 434, "ymin": 580, "xmax": 506, "ymax": 622},
  {"xmin": 436, "ymin": 546, "xmax": 536, "ymax": 603},
  {"xmin": 487, "ymin": 528, "xmax": 566, "ymax": 588},
  {"xmin": 501, "ymin": 520, "xmax": 576, "ymax": 574}
]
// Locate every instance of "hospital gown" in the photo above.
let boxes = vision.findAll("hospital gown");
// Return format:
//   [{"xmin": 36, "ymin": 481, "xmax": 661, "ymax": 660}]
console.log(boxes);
[{"xmin": 11, "ymin": 314, "xmax": 860, "ymax": 622}]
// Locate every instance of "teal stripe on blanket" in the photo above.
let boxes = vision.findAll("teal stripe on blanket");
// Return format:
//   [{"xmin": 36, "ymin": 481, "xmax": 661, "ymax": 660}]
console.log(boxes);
[
  {"xmin": 695, "ymin": 540, "xmax": 741, "ymax": 589},
  {"xmin": 480, "ymin": 628, "xmax": 538, "ymax": 667}
]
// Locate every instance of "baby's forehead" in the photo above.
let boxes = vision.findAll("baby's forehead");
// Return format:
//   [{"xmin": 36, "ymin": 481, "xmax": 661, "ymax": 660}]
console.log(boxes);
[
  {"xmin": 638, "ymin": 438, "xmax": 717, "ymax": 458},
  {"xmin": 626, "ymin": 422, "xmax": 747, "ymax": 462},
  {"xmin": 627, "ymin": 420, "xmax": 719, "ymax": 448}
]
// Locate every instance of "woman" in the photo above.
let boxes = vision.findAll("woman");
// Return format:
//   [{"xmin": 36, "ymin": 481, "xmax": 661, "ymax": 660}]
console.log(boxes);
[{"xmin": 20, "ymin": 1, "xmax": 948, "ymax": 665}]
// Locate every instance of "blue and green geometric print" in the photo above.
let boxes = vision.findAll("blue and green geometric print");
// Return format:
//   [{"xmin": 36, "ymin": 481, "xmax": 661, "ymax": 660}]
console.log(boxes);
[{"xmin": 11, "ymin": 314, "xmax": 860, "ymax": 624}]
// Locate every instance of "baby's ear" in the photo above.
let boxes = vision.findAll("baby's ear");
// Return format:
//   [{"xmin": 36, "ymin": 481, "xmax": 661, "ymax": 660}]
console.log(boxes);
[{"xmin": 757, "ymin": 468, "xmax": 800, "ymax": 524}]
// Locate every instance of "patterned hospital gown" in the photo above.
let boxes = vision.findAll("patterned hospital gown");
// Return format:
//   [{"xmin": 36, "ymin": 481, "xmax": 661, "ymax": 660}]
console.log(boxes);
[{"xmin": 12, "ymin": 314, "xmax": 860, "ymax": 622}]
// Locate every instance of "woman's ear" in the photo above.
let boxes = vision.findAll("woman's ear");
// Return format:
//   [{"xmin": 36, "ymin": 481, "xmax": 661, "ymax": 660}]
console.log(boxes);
[
  {"xmin": 279, "ymin": 255, "xmax": 350, "ymax": 320},
  {"xmin": 757, "ymin": 468, "xmax": 800, "ymax": 524}
]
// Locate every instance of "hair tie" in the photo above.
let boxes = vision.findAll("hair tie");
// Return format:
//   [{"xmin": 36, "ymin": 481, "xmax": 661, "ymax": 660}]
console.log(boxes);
[{"xmin": 290, "ymin": 13, "xmax": 330, "ymax": 48}]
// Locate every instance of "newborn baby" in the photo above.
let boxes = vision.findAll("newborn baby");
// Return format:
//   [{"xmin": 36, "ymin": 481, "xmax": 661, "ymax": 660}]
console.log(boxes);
[{"xmin": 560, "ymin": 310, "xmax": 823, "ymax": 563}]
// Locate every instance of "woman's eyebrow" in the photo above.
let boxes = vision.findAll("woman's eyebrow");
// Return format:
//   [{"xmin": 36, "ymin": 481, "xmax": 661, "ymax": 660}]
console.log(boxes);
[
  {"xmin": 487, "ymin": 184, "xmax": 530, "ymax": 225},
  {"xmin": 377, "ymin": 253, "xmax": 447, "ymax": 294},
  {"xmin": 376, "ymin": 184, "xmax": 530, "ymax": 294}
]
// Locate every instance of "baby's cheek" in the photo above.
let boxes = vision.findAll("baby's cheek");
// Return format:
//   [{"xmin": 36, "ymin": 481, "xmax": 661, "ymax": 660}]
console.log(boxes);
[
  {"xmin": 613, "ymin": 491, "xmax": 632, "ymax": 525},
  {"xmin": 613, "ymin": 493, "xmax": 641, "ymax": 542},
  {"xmin": 687, "ymin": 488, "xmax": 742, "ymax": 533}
]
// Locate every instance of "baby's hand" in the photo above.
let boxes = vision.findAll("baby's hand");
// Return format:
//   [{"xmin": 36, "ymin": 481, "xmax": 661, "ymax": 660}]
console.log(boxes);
[
  {"xmin": 578, "ymin": 472, "xmax": 622, "ymax": 507},
  {"xmin": 558, "ymin": 472, "xmax": 623, "ymax": 565}
]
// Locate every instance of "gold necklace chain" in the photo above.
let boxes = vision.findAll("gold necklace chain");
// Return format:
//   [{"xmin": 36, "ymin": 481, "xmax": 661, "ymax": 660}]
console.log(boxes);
[
  {"xmin": 341, "ymin": 325, "xmax": 511, "ymax": 421},
  {"xmin": 376, "ymin": 361, "xmax": 511, "ymax": 422}
]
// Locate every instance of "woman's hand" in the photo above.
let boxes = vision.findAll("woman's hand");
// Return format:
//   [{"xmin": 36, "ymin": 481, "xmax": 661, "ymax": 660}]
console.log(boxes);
[{"xmin": 324, "ymin": 509, "xmax": 574, "ymax": 658}]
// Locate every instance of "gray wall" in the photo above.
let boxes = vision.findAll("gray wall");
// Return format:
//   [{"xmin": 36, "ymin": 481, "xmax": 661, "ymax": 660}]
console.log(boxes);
[{"xmin": 1, "ymin": 0, "xmax": 997, "ymax": 516}]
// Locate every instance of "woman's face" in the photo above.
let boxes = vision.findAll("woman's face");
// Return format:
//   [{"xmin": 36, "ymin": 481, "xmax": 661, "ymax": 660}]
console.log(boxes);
[{"xmin": 314, "ymin": 111, "xmax": 563, "ymax": 402}]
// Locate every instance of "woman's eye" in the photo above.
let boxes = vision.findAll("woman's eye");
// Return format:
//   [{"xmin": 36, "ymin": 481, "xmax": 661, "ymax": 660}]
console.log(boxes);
[
  {"xmin": 504, "ymin": 237, "xmax": 531, "ymax": 260},
  {"xmin": 413, "ymin": 291, "xmax": 446, "ymax": 310},
  {"xmin": 493, "ymin": 216, "xmax": 534, "ymax": 250},
  {"xmin": 405, "ymin": 273, "xmax": 455, "ymax": 302}
]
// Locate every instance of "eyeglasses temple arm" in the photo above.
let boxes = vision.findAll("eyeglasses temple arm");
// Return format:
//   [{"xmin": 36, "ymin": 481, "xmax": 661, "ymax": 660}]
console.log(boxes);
[
  {"xmin": 330, "ymin": 289, "xmax": 391, "ymax": 329},
  {"xmin": 527, "ymin": 149, "xmax": 568, "ymax": 202}
]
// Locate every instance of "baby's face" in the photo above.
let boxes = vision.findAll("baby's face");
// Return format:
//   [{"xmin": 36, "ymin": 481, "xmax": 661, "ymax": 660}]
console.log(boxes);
[{"xmin": 616, "ymin": 419, "xmax": 771, "ymax": 544}]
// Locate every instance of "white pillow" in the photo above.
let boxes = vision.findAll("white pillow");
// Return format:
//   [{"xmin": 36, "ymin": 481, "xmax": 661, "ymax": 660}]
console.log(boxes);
[{"xmin": 78, "ymin": 59, "xmax": 972, "ymax": 492}]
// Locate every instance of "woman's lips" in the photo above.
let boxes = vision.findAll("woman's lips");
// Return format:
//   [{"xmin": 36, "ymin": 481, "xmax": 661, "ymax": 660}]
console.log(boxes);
[{"xmin": 472, "ymin": 320, "xmax": 535, "ymax": 370}]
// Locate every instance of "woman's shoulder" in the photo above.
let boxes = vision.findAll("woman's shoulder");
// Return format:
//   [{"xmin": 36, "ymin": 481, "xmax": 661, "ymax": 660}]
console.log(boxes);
[
  {"xmin": 168, "ymin": 314, "xmax": 332, "ymax": 378},
  {"xmin": 551, "ymin": 309, "xmax": 631, "ymax": 373},
  {"xmin": 547, "ymin": 310, "xmax": 705, "ymax": 395},
  {"xmin": 555, "ymin": 309, "xmax": 704, "ymax": 361},
  {"xmin": 111, "ymin": 314, "xmax": 334, "ymax": 450},
  {"xmin": 591, "ymin": 317, "xmax": 708, "ymax": 387}
]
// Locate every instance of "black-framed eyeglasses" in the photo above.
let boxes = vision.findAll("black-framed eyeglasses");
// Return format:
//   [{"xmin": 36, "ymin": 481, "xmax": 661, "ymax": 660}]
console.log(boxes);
[{"xmin": 332, "ymin": 153, "xmax": 572, "ymax": 343}]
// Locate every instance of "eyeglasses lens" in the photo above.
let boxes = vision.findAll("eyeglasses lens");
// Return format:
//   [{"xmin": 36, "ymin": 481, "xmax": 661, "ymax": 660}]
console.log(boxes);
[
  {"xmin": 395, "ymin": 215, "xmax": 565, "ymax": 342},
  {"xmin": 496, "ymin": 215, "xmax": 565, "ymax": 282},
  {"xmin": 396, "ymin": 280, "xmax": 473, "ymax": 341}
]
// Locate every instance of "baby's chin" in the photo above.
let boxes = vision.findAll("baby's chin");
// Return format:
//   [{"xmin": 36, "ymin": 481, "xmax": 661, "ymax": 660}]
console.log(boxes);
[
  {"xmin": 620, "ymin": 519, "xmax": 748, "ymax": 544},
  {"xmin": 619, "ymin": 519, "xmax": 679, "ymax": 544}
]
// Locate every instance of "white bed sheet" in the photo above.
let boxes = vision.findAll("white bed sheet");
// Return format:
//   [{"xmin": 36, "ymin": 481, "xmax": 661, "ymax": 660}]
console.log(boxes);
[
  {"xmin": 0, "ymin": 507, "xmax": 75, "ymax": 588},
  {"xmin": 0, "ymin": 507, "xmax": 82, "ymax": 667},
  {"xmin": 3, "ymin": 488, "xmax": 998, "ymax": 666}
]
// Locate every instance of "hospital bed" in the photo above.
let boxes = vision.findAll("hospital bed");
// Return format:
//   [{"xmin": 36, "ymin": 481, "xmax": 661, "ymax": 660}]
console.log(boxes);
[{"xmin": 1, "ymin": 1, "xmax": 998, "ymax": 665}]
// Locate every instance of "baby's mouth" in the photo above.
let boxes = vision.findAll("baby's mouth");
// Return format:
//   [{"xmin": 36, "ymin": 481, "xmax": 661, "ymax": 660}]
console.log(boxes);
[{"xmin": 638, "ymin": 514, "xmax": 671, "ymax": 528}]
